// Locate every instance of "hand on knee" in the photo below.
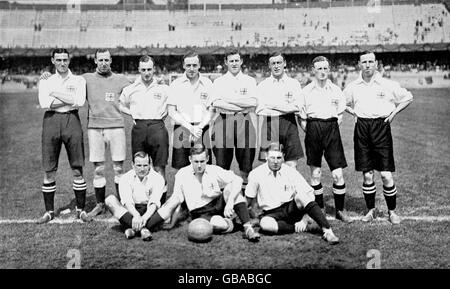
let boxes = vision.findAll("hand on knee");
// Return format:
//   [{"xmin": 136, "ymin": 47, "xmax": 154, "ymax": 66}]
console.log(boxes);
[{"xmin": 260, "ymin": 217, "xmax": 278, "ymax": 233}]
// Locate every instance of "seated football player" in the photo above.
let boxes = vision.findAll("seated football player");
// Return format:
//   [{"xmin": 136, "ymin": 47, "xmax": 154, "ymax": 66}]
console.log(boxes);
[
  {"xmin": 143, "ymin": 144, "xmax": 260, "ymax": 242},
  {"xmin": 245, "ymin": 142, "xmax": 340, "ymax": 244},
  {"xmin": 105, "ymin": 151, "xmax": 164, "ymax": 241}
]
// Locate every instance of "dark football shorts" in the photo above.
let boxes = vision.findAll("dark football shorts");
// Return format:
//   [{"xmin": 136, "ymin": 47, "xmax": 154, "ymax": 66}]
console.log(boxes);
[
  {"xmin": 260, "ymin": 199, "xmax": 305, "ymax": 224},
  {"xmin": 135, "ymin": 203, "xmax": 148, "ymax": 216},
  {"xmin": 42, "ymin": 110, "xmax": 84, "ymax": 173},
  {"xmin": 259, "ymin": 113, "xmax": 304, "ymax": 162},
  {"xmin": 305, "ymin": 117, "xmax": 347, "ymax": 171},
  {"xmin": 132, "ymin": 119, "xmax": 169, "ymax": 168},
  {"xmin": 171, "ymin": 124, "xmax": 212, "ymax": 170},
  {"xmin": 211, "ymin": 113, "xmax": 256, "ymax": 173},
  {"xmin": 189, "ymin": 194, "xmax": 226, "ymax": 221},
  {"xmin": 354, "ymin": 117, "xmax": 395, "ymax": 172}
]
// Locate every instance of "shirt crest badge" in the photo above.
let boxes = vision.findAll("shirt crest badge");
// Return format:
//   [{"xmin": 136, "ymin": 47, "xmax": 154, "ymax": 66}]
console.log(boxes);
[
  {"xmin": 285, "ymin": 92, "xmax": 293, "ymax": 103},
  {"xmin": 200, "ymin": 92, "xmax": 208, "ymax": 100},
  {"xmin": 105, "ymin": 92, "xmax": 115, "ymax": 102},
  {"xmin": 153, "ymin": 92, "xmax": 162, "ymax": 100},
  {"xmin": 240, "ymin": 88, "xmax": 247, "ymax": 95}
]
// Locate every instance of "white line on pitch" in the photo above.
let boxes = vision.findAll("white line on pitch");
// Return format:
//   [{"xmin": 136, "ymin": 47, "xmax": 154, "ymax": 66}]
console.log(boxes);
[{"xmin": 1, "ymin": 215, "xmax": 450, "ymax": 224}]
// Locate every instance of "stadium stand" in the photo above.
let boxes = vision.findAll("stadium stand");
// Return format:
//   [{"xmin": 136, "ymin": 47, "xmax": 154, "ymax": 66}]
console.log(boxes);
[{"xmin": 1, "ymin": 0, "xmax": 449, "ymax": 48}]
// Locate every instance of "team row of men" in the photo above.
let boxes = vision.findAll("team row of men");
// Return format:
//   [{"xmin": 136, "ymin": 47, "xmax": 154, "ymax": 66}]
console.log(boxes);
[{"xmin": 37, "ymin": 48, "xmax": 413, "ymax": 244}]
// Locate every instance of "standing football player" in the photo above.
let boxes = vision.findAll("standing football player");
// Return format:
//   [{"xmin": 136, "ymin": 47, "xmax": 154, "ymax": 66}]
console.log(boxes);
[
  {"xmin": 168, "ymin": 51, "xmax": 215, "ymax": 171},
  {"xmin": 298, "ymin": 56, "xmax": 352, "ymax": 222},
  {"xmin": 84, "ymin": 49, "xmax": 132, "ymax": 217},
  {"xmin": 209, "ymin": 49, "xmax": 258, "ymax": 194},
  {"xmin": 344, "ymin": 51, "xmax": 413, "ymax": 224},
  {"xmin": 37, "ymin": 48, "xmax": 90, "ymax": 223},
  {"xmin": 256, "ymin": 51, "xmax": 304, "ymax": 168},
  {"xmin": 119, "ymin": 55, "xmax": 170, "ymax": 203}
]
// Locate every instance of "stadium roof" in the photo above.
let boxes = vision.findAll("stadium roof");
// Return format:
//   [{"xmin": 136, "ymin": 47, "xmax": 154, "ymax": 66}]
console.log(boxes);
[{"xmin": 1, "ymin": 43, "xmax": 449, "ymax": 57}]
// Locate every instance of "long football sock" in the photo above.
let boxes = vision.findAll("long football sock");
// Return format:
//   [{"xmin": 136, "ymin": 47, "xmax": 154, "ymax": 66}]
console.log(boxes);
[
  {"xmin": 42, "ymin": 182, "xmax": 56, "ymax": 212},
  {"xmin": 383, "ymin": 184, "xmax": 397, "ymax": 211},
  {"xmin": 94, "ymin": 186, "xmax": 106, "ymax": 204},
  {"xmin": 233, "ymin": 202, "xmax": 251, "ymax": 224},
  {"xmin": 305, "ymin": 201, "xmax": 330, "ymax": 229},
  {"xmin": 145, "ymin": 212, "xmax": 165, "ymax": 231},
  {"xmin": 276, "ymin": 220, "xmax": 295, "ymax": 234},
  {"xmin": 363, "ymin": 182, "xmax": 376, "ymax": 210},
  {"xmin": 119, "ymin": 212, "xmax": 133, "ymax": 228},
  {"xmin": 333, "ymin": 183, "xmax": 346, "ymax": 212},
  {"xmin": 73, "ymin": 179, "xmax": 87, "ymax": 210},
  {"xmin": 312, "ymin": 183, "xmax": 324, "ymax": 208}
]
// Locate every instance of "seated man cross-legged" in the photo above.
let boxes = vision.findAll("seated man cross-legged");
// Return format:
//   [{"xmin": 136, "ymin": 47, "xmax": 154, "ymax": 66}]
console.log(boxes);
[
  {"xmin": 106, "ymin": 151, "xmax": 165, "ymax": 241},
  {"xmin": 143, "ymin": 144, "xmax": 260, "ymax": 242}
]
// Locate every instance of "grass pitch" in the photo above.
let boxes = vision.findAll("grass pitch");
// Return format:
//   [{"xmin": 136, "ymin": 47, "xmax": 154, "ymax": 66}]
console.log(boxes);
[{"xmin": 0, "ymin": 87, "xmax": 449, "ymax": 269}]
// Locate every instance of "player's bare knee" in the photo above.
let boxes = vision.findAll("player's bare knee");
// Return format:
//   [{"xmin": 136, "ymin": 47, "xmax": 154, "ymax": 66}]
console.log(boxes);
[
  {"xmin": 332, "ymin": 168, "xmax": 344, "ymax": 185},
  {"xmin": 311, "ymin": 167, "xmax": 322, "ymax": 184},
  {"xmin": 112, "ymin": 161, "xmax": 123, "ymax": 175},
  {"xmin": 210, "ymin": 215, "xmax": 229, "ymax": 231},
  {"xmin": 380, "ymin": 171, "xmax": 394, "ymax": 186},
  {"xmin": 285, "ymin": 160, "xmax": 298, "ymax": 168},
  {"xmin": 260, "ymin": 217, "xmax": 278, "ymax": 233},
  {"xmin": 44, "ymin": 171, "xmax": 57, "ymax": 183},
  {"xmin": 72, "ymin": 167, "xmax": 83, "ymax": 179},
  {"xmin": 363, "ymin": 170, "xmax": 374, "ymax": 184}
]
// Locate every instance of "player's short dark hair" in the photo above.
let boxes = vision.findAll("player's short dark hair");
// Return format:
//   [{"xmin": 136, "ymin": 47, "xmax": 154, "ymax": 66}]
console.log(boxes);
[
  {"xmin": 267, "ymin": 142, "xmax": 284, "ymax": 154},
  {"xmin": 190, "ymin": 144, "xmax": 209, "ymax": 157},
  {"xmin": 312, "ymin": 56, "xmax": 330, "ymax": 66},
  {"xmin": 224, "ymin": 48, "xmax": 241, "ymax": 61},
  {"xmin": 133, "ymin": 151, "xmax": 151, "ymax": 164},
  {"xmin": 268, "ymin": 51, "xmax": 285, "ymax": 62},
  {"xmin": 139, "ymin": 55, "xmax": 154, "ymax": 64},
  {"xmin": 95, "ymin": 49, "xmax": 111, "ymax": 59},
  {"xmin": 359, "ymin": 50, "xmax": 376, "ymax": 60},
  {"xmin": 51, "ymin": 48, "xmax": 70, "ymax": 58},
  {"xmin": 183, "ymin": 51, "xmax": 201, "ymax": 64}
]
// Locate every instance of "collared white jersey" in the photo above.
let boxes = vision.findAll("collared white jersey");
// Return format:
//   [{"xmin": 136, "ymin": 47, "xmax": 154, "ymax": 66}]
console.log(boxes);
[
  {"xmin": 209, "ymin": 71, "xmax": 257, "ymax": 114},
  {"xmin": 167, "ymin": 73, "xmax": 213, "ymax": 123},
  {"xmin": 245, "ymin": 163, "xmax": 314, "ymax": 211},
  {"xmin": 38, "ymin": 69, "xmax": 86, "ymax": 112},
  {"xmin": 120, "ymin": 77, "xmax": 170, "ymax": 120},
  {"xmin": 256, "ymin": 74, "xmax": 302, "ymax": 116},
  {"xmin": 172, "ymin": 164, "xmax": 242, "ymax": 211},
  {"xmin": 118, "ymin": 168, "xmax": 165, "ymax": 208},
  {"xmin": 298, "ymin": 79, "xmax": 346, "ymax": 119},
  {"xmin": 344, "ymin": 72, "xmax": 413, "ymax": 118}
]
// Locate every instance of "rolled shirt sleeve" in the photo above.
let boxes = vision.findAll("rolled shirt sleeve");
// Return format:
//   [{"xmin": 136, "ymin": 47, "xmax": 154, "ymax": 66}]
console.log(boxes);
[
  {"xmin": 391, "ymin": 81, "xmax": 413, "ymax": 104},
  {"xmin": 244, "ymin": 171, "xmax": 258, "ymax": 199},
  {"xmin": 73, "ymin": 76, "xmax": 86, "ymax": 108},
  {"xmin": 38, "ymin": 79, "xmax": 53, "ymax": 109},
  {"xmin": 119, "ymin": 179, "xmax": 134, "ymax": 206},
  {"xmin": 147, "ymin": 173, "xmax": 165, "ymax": 209},
  {"xmin": 171, "ymin": 171, "xmax": 185, "ymax": 204}
]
